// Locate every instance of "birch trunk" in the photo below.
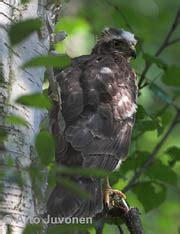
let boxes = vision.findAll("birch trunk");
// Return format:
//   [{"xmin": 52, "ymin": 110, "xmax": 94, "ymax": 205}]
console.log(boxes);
[{"xmin": 0, "ymin": 1, "xmax": 54, "ymax": 233}]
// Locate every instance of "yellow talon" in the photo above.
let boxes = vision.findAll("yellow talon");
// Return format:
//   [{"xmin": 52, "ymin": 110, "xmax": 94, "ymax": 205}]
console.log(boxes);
[{"xmin": 103, "ymin": 176, "xmax": 126, "ymax": 208}]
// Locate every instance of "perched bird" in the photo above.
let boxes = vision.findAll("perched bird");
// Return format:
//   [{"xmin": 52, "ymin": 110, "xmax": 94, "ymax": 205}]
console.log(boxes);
[{"xmin": 47, "ymin": 27, "xmax": 138, "ymax": 218}]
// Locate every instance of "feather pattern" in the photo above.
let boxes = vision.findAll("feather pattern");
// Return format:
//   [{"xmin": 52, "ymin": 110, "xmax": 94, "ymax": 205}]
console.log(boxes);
[{"xmin": 47, "ymin": 29, "xmax": 138, "ymax": 218}]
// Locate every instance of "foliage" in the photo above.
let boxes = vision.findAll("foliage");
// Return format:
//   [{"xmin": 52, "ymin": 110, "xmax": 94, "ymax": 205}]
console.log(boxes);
[
  {"xmin": 2, "ymin": 0, "xmax": 180, "ymax": 234},
  {"xmin": 132, "ymin": 181, "xmax": 166, "ymax": 212},
  {"xmin": 9, "ymin": 18, "xmax": 42, "ymax": 46},
  {"xmin": 16, "ymin": 93, "xmax": 52, "ymax": 109},
  {"xmin": 23, "ymin": 54, "xmax": 70, "ymax": 68},
  {"xmin": 162, "ymin": 66, "xmax": 180, "ymax": 86},
  {"xmin": 35, "ymin": 130, "xmax": 55, "ymax": 166}
]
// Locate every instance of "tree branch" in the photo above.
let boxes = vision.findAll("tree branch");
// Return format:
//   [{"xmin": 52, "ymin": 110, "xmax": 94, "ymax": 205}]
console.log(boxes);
[
  {"xmin": 107, "ymin": 196, "xmax": 145, "ymax": 234},
  {"xmin": 106, "ymin": 1, "xmax": 134, "ymax": 32},
  {"xmin": 118, "ymin": 225, "xmax": 124, "ymax": 234},
  {"xmin": 167, "ymin": 37, "xmax": 180, "ymax": 46},
  {"xmin": 138, "ymin": 8, "xmax": 180, "ymax": 89},
  {"xmin": 123, "ymin": 109, "xmax": 180, "ymax": 192},
  {"xmin": 122, "ymin": 208, "xmax": 144, "ymax": 234},
  {"xmin": 96, "ymin": 192, "xmax": 145, "ymax": 234}
]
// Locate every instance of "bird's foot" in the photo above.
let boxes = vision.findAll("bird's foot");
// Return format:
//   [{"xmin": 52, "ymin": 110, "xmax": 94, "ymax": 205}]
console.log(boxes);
[{"xmin": 104, "ymin": 185, "xmax": 128, "ymax": 209}]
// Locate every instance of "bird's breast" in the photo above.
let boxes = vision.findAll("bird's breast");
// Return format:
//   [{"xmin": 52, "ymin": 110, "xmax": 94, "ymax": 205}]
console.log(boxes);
[{"xmin": 112, "ymin": 88, "xmax": 137, "ymax": 120}]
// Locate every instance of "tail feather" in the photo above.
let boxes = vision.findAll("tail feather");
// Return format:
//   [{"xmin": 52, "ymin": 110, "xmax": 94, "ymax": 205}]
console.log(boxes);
[{"xmin": 47, "ymin": 178, "xmax": 103, "ymax": 218}]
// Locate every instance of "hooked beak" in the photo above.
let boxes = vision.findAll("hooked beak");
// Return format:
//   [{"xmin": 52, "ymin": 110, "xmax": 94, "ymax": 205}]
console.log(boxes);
[{"xmin": 129, "ymin": 45, "xmax": 137, "ymax": 59}]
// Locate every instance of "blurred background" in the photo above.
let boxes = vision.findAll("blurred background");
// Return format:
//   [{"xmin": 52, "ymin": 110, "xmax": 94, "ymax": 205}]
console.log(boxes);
[{"xmin": 54, "ymin": 0, "xmax": 180, "ymax": 233}]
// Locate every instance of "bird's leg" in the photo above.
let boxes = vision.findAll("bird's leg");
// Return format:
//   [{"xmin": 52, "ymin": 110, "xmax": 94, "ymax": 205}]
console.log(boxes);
[{"xmin": 104, "ymin": 176, "xmax": 127, "ymax": 209}]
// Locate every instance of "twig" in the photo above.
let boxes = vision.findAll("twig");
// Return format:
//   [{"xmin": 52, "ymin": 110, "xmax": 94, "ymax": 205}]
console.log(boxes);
[
  {"xmin": 138, "ymin": 8, "xmax": 180, "ymax": 89},
  {"xmin": 108, "ymin": 201, "xmax": 145, "ymax": 234},
  {"xmin": 167, "ymin": 37, "xmax": 180, "ymax": 46},
  {"xmin": 96, "ymin": 193, "xmax": 145, "ymax": 234},
  {"xmin": 118, "ymin": 225, "xmax": 124, "ymax": 234},
  {"xmin": 95, "ymin": 225, "xmax": 103, "ymax": 234},
  {"xmin": 106, "ymin": 1, "xmax": 134, "ymax": 32},
  {"xmin": 122, "ymin": 208, "xmax": 144, "ymax": 234},
  {"xmin": 123, "ymin": 109, "xmax": 180, "ymax": 192}
]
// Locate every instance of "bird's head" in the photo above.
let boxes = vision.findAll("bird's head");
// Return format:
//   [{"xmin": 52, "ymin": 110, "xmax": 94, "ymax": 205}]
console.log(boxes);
[{"xmin": 93, "ymin": 27, "xmax": 137, "ymax": 59}]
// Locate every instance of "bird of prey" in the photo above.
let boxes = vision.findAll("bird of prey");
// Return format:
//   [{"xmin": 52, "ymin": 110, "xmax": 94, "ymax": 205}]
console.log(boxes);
[{"xmin": 47, "ymin": 27, "xmax": 138, "ymax": 218}]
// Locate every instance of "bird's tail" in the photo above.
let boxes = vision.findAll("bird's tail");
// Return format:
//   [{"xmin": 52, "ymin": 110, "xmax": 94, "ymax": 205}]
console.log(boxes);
[{"xmin": 47, "ymin": 178, "xmax": 103, "ymax": 219}]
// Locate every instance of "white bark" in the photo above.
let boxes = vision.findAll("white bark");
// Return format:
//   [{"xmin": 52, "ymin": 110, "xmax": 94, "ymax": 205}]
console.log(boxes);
[{"xmin": 0, "ymin": 1, "xmax": 53, "ymax": 233}]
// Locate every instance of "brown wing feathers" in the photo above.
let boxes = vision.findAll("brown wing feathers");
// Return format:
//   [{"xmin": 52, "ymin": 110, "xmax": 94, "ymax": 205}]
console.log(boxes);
[
  {"xmin": 57, "ymin": 55, "xmax": 137, "ymax": 169},
  {"xmin": 47, "ymin": 53, "xmax": 137, "ymax": 218}
]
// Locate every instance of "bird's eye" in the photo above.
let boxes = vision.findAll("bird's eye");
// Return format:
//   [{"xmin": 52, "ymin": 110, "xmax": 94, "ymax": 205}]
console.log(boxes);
[
  {"xmin": 114, "ymin": 40, "xmax": 124, "ymax": 49},
  {"xmin": 114, "ymin": 41, "xmax": 121, "ymax": 47}
]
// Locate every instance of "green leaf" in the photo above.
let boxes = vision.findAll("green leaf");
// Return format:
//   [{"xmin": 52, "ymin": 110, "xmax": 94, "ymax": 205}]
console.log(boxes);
[
  {"xmin": 47, "ymin": 166, "xmax": 56, "ymax": 188},
  {"xmin": 132, "ymin": 181, "xmax": 166, "ymax": 212},
  {"xmin": 119, "ymin": 157, "xmax": 137, "ymax": 173},
  {"xmin": 146, "ymin": 159, "xmax": 177, "ymax": 185},
  {"xmin": 23, "ymin": 54, "xmax": 70, "ymax": 68},
  {"xmin": 134, "ymin": 119, "xmax": 160, "ymax": 135},
  {"xmin": 16, "ymin": 93, "xmax": 52, "ymax": 109},
  {"xmin": 0, "ymin": 129, "xmax": 8, "ymax": 144},
  {"xmin": 7, "ymin": 225, "xmax": 11, "ymax": 234},
  {"xmin": 160, "ymin": 111, "xmax": 172, "ymax": 128},
  {"xmin": 103, "ymin": 217, "xmax": 123, "ymax": 226},
  {"xmin": 161, "ymin": 66, "xmax": 180, "ymax": 86},
  {"xmin": 149, "ymin": 83, "xmax": 172, "ymax": 104},
  {"xmin": 55, "ymin": 166, "xmax": 110, "ymax": 178},
  {"xmin": 23, "ymin": 224, "xmax": 42, "ymax": 234},
  {"xmin": 21, "ymin": 0, "xmax": 29, "ymax": 3},
  {"xmin": 136, "ymin": 105, "xmax": 148, "ymax": 120},
  {"xmin": 166, "ymin": 146, "xmax": 180, "ymax": 158},
  {"xmin": 166, "ymin": 146, "xmax": 180, "ymax": 167},
  {"xmin": 120, "ymin": 151, "xmax": 149, "ymax": 173},
  {"xmin": 6, "ymin": 115, "xmax": 28, "ymax": 126},
  {"xmin": 143, "ymin": 53, "xmax": 167, "ymax": 69},
  {"xmin": 35, "ymin": 130, "xmax": 55, "ymax": 166},
  {"xmin": 29, "ymin": 165, "xmax": 46, "ymax": 198},
  {"xmin": 137, "ymin": 120, "xmax": 159, "ymax": 131},
  {"xmin": 9, "ymin": 19, "xmax": 42, "ymax": 46},
  {"xmin": 47, "ymin": 224, "xmax": 93, "ymax": 234}
]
